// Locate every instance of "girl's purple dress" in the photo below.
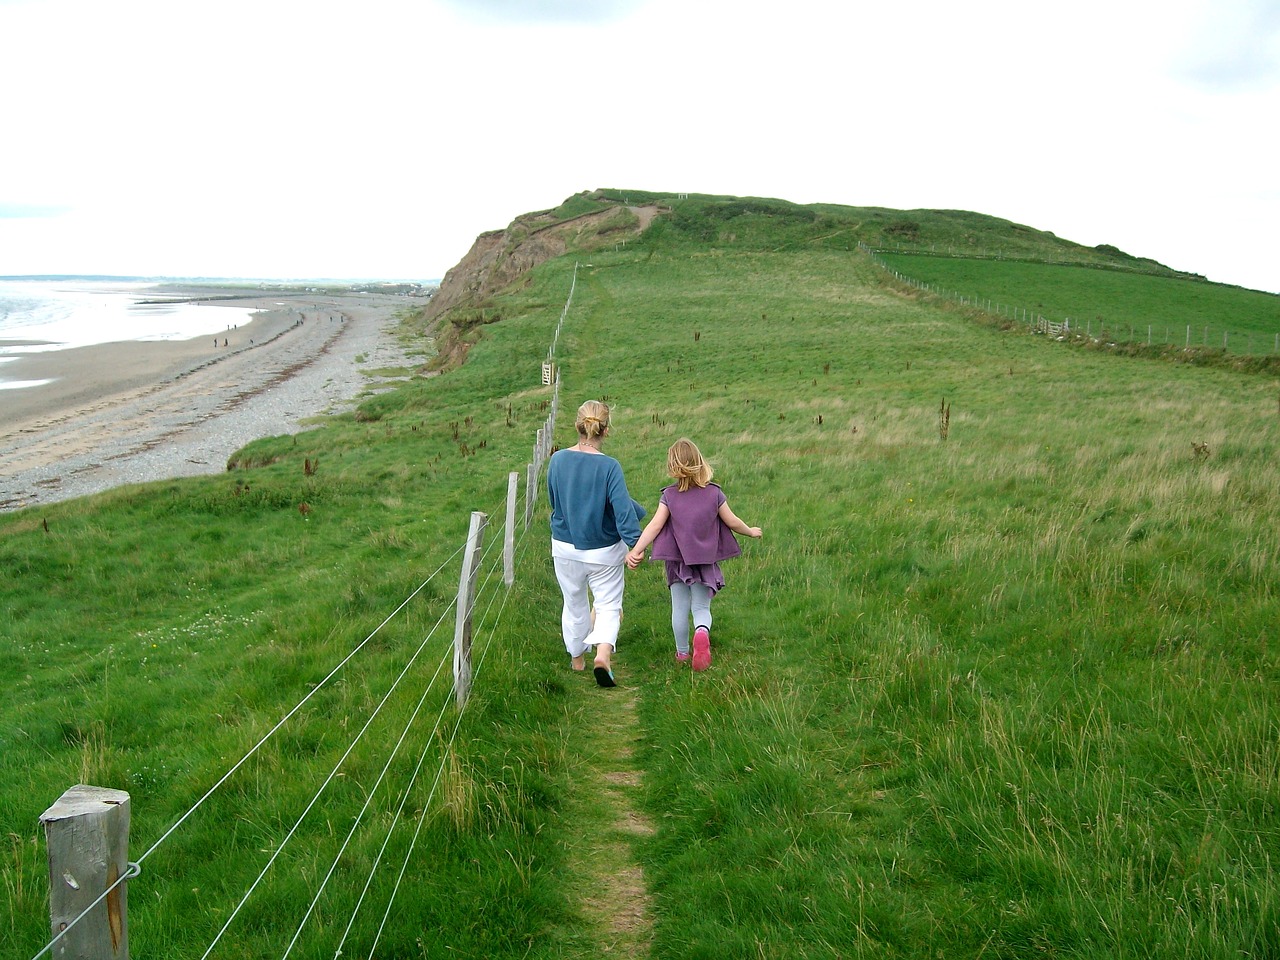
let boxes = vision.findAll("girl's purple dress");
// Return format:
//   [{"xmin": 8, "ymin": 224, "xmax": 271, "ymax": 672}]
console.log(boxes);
[{"xmin": 650, "ymin": 482, "xmax": 741, "ymax": 595}]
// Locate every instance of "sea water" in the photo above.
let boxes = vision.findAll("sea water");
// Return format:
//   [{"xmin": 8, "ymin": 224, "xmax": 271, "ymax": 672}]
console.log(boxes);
[{"xmin": 0, "ymin": 279, "xmax": 261, "ymax": 390}]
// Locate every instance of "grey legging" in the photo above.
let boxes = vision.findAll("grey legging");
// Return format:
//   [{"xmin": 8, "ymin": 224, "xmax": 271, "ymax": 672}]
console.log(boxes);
[{"xmin": 670, "ymin": 582, "xmax": 713, "ymax": 655}]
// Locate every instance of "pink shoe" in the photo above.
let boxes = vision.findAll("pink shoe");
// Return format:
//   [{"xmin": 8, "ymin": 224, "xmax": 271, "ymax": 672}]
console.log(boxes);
[
  {"xmin": 675, "ymin": 652, "xmax": 691, "ymax": 664},
  {"xmin": 692, "ymin": 626, "xmax": 712, "ymax": 672}
]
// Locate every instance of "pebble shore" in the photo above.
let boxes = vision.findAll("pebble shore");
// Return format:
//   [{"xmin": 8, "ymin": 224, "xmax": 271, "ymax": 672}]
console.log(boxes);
[{"xmin": 0, "ymin": 292, "xmax": 423, "ymax": 512}]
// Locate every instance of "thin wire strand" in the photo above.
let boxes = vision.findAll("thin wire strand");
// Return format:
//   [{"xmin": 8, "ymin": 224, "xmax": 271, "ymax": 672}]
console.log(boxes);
[
  {"xmin": 365, "ymin": 523, "xmax": 528, "ymax": 958},
  {"xmin": 363, "ymin": 704, "xmax": 462, "ymax": 960},
  {"xmin": 27, "ymin": 863, "xmax": 141, "ymax": 960},
  {"xmin": 329, "ymin": 654, "xmax": 461, "ymax": 959},
  {"xmin": 339, "ymin": 501, "xmax": 540, "ymax": 956},
  {"xmin": 198, "ymin": 586, "xmax": 464, "ymax": 959},
  {"xmin": 470, "ymin": 546, "xmax": 525, "ymax": 687},
  {"xmin": 281, "ymin": 604, "xmax": 456, "ymax": 960},
  {"xmin": 285, "ymin": 510, "xmax": 515, "ymax": 958},
  {"xmin": 486, "ymin": 487, "xmax": 511, "ymax": 527},
  {"xmin": 27, "ymin": 547, "xmax": 465, "ymax": 960},
  {"xmin": 137, "ymin": 543, "xmax": 465, "ymax": 870}
]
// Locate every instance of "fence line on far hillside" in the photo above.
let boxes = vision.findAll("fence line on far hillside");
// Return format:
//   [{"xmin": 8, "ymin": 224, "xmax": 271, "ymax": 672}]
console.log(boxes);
[
  {"xmin": 860, "ymin": 243, "xmax": 1280, "ymax": 356},
  {"xmin": 864, "ymin": 241, "xmax": 1192, "ymax": 278}
]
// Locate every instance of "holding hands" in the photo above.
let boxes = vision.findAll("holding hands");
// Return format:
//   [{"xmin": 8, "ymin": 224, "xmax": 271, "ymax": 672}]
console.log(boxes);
[{"xmin": 627, "ymin": 521, "xmax": 761, "ymax": 571}]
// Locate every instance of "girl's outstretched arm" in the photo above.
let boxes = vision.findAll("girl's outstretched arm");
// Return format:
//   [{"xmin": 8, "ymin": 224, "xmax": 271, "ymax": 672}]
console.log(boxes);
[
  {"xmin": 718, "ymin": 500, "xmax": 762, "ymax": 539},
  {"xmin": 626, "ymin": 502, "xmax": 670, "ymax": 569}
]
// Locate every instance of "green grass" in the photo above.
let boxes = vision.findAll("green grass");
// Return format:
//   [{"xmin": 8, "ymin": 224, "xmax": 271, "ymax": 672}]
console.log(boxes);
[
  {"xmin": 878, "ymin": 254, "xmax": 1280, "ymax": 352},
  {"xmin": 3, "ymin": 202, "xmax": 1279, "ymax": 959}
]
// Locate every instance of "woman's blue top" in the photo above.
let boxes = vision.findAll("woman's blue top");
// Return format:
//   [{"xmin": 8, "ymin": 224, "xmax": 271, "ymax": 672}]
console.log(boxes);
[{"xmin": 547, "ymin": 449, "xmax": 643, "ymax": 550}]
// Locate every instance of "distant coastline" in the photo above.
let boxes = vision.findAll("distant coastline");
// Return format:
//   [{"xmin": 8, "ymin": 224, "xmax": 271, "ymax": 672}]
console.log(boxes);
[
  {"xmin": 0, "ymin": 287, "xmax": 426, "ymax": 512},
  {"xmin": 1, "ymin": 274, "xmax": 440, "ymax": 287}
]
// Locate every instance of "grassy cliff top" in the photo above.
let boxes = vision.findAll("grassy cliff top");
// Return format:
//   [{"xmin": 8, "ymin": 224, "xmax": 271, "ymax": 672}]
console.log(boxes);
[{"xmin": 3, "ymin": 189, "xmax": 1278, "ymax": 959}]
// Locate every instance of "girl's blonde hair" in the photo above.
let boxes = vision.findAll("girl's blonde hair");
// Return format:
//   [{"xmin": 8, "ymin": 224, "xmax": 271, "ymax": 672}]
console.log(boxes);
[
  {"xmin": 667, "ymin": 438, "xmax": 713, "ymax": 492},
  {"xmin": 575, "ymin": 399, "xmax": 611, "ymax": 441}
]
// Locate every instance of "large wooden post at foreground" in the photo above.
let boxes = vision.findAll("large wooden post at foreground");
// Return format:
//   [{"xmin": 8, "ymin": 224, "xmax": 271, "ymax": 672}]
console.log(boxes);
[
  {"xmin": 453, "ymin": 511, "xmax": 488, "ymax": 708},
  {"xmin": 40, "ymin": 784, "xmax": 132, "ymax": 960}
]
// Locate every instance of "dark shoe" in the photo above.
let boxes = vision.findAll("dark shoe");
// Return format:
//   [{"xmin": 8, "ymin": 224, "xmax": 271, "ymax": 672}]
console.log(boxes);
[{"xmin": 594, "ymin": 665, "xmax": 616, "ymax": 688}]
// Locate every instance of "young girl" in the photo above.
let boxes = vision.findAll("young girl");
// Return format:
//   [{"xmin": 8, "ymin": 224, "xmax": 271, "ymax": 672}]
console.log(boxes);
[{"xmin": 626, "ymin": 438, "xmax": 762, "ymax": 671}]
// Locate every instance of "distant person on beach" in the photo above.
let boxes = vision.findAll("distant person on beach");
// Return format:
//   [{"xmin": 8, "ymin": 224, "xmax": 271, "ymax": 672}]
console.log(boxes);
[
  {"xmin": 626, "ymin": 438, "xmax": 762, "ymax": 671},
  {"xmin": 547, "ymin": 399, "xmax": 643, "ymax": 688}
]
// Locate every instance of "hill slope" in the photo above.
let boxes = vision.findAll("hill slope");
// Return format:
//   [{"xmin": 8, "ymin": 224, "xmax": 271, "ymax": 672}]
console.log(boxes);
[{"xmin": 420, "ymin": 189, "xmax": 1211, "ymax": 372}]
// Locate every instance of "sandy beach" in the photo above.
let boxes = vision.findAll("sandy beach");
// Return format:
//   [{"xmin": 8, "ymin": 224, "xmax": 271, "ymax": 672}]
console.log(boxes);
[{"xmin": 0, "ymin": 287, "xmax": 425, "ymax": 512}]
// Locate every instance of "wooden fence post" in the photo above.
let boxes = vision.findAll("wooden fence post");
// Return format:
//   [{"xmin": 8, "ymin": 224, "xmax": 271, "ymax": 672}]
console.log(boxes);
[
  {"xmin": 453, "ymin": 511, "xmax": 488, "ymax": 708},
  {"xmin": 503, "ymin": 473, "xmax": 517, "ymax": 587},
  {"xmin": 41, "ymin": 785, "xmax": 132, "ymax": 960},
  {"xmin": 525, "ymin": 463, "xmax": 537, "ymax": 529}
]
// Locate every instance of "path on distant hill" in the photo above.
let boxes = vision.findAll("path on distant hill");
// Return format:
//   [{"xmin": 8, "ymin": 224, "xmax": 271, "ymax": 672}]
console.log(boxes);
[{"xmin": 628, "ymin": 205, "xmax": 661, "ymax": 231}]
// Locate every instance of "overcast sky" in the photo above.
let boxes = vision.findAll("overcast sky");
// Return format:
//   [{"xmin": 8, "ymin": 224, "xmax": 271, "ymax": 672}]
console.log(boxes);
[{"xmin": 1, "ymin": 0, "xmax": 1277, "ymax": 292}]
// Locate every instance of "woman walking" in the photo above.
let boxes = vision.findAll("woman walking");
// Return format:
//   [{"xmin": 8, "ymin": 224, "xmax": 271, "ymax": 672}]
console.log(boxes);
[{"xmin": 547, "ymin": 399, "xmax": 643, "ymax": 687}]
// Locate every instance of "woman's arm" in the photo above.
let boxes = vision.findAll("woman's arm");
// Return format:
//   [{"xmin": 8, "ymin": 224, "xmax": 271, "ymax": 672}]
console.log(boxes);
[
  {"xmin": 626, "ymin": 502, "xmax": 670, "ymax": 568},
  {"xmin": 606, "ymin": 461, "xmax": 644, "ymax": 547},
  {"xmin": 718, "ymin": 500, "xmax": 762, "ymax": 539}
]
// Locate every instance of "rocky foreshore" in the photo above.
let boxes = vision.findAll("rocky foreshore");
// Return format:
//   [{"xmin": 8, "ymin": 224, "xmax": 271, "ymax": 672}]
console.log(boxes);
[{"xmin": 0, "ymin": 290, "xmax": 423, "ymax": 512}]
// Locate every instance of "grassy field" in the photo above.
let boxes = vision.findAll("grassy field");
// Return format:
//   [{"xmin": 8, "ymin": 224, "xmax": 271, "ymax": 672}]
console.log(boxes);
[
  {"xmin": 878, "ymin": 253, "xmax": 1280, "ymax": 352},
  {"xmin": 3, "ymin": 197, "xmax": 1279, "ymax": 959}
]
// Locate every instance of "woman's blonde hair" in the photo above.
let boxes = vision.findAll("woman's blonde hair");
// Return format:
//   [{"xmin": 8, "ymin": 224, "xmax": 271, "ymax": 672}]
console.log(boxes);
[
  {"xmin": 575, "ymin": 399, "xmax": 611, "ymax": 441},
  {"xmin": 667, "ymin": 438, "xmax": 713, "ymax": 492}
]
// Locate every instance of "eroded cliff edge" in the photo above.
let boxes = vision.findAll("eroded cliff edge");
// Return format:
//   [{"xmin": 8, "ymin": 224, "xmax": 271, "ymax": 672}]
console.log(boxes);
[{"xmin": 421, "ymin": 191, "xmax": 663, "ymax": 369}]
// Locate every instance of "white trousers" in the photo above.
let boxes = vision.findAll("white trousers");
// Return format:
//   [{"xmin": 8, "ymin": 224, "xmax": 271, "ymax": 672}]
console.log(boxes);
[{"xmin": 553, "ymin": 557, "xmax": 625, "ymax": 658}]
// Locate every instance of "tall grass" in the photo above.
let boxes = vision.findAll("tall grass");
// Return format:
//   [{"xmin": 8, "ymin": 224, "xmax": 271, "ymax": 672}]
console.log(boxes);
[{"xmin": 3, "ymin": 216, "xmax": 1278, "ymax": 958}]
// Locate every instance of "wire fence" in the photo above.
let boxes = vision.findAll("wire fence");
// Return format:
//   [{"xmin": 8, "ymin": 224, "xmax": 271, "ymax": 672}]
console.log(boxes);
[
  {"xmin": 30, "ymin": 264, "xmax": 574, "ymax": 960},
  {"xmin": 864, "ymin": 241, "xmax": 1191, "ymax": 277},
  {"xmin": 860, "ymin": 243, "xmax": 1280, "ymax": 356}
]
